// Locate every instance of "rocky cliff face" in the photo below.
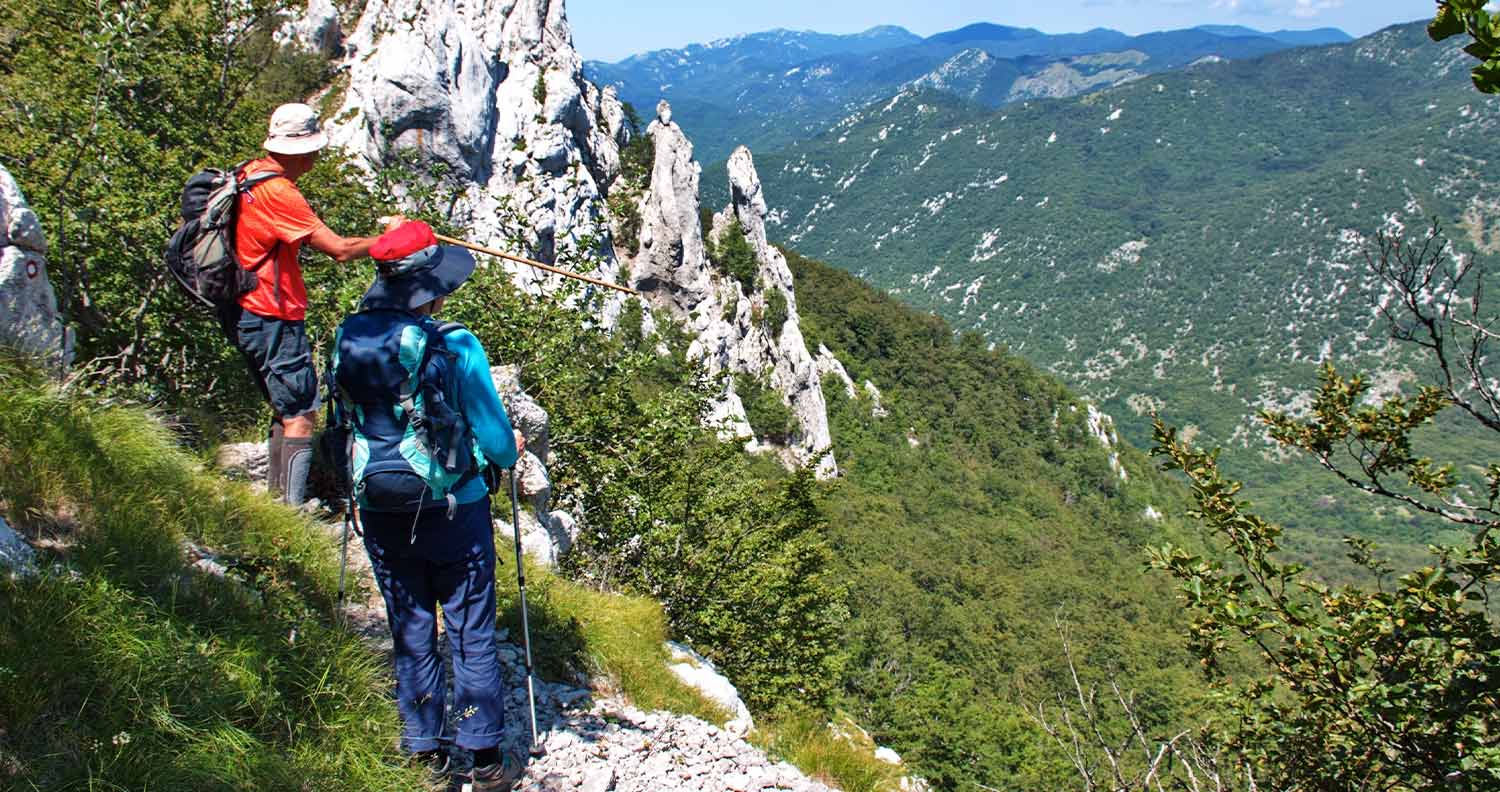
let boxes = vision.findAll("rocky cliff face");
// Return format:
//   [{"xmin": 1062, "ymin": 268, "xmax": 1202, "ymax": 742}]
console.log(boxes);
[
  {"xmin": 313, "ymin": 2, "xmax": 836, "ymax": 477},
  {"xmin": 325, "ymin": 0, "xmax": 629, "ymax": 279},
  {"xmin": 627, "ymin": 103, "xmax": 836, "ymax": 477},
  {"xmin": 0, "ymin": 163, "xmax": 72, "ymax": 370}
]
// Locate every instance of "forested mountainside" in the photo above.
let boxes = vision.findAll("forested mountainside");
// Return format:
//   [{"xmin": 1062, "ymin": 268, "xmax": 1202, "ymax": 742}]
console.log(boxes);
[
  {"xmin": 783, "ymin": 250, "xmax": 1199, "ymax": 790},
  {"xmin": 730, "ymin": 20, "xmax": 1500, "ymax": 566},
  {"xmin": 586, "ymin": 23, "xmax": 1349, "ymax": 163}
]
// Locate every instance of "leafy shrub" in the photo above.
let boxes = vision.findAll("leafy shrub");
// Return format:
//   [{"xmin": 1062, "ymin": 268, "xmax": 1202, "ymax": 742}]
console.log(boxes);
[
  {"xmin": 764, "ymin": 288, "xmax": 789, "ymax": 336},
  {"xmin": 1148, "ymin": 227, "xmax": 1500, "ymax": 790},
  {"xmin": 711, "ymin": 219, "xmax": 758, "ymax": 293},
  {"xmin": 735, "ymin": 372, "xmax": 796, "ymax": 445}
]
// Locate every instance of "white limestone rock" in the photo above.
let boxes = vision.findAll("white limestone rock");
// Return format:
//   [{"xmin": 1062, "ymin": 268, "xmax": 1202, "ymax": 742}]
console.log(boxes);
[
  {"xmin": 491, "ymin": 364, "xmax": 551, "ymax": 465},
  {"xmin": 706, "ymin": 385, "xmax": 754, "ymax": 441},
  {"xmin": 630, "ymin": 101, "xmax": 716, "ymax": 318},
  {"xmin": 714, "ymin": 147, "xmax": 836, "ymax": 477},
  {"xmin": 863, "ymin": 379, "xmax": 890, "ymax": 418},
  {"xmin": 1085, "ymin": 403, "xmax": 1127, "ymax": 481},
  {"xmin": 0, "ymin": 515, "xmax": 37, "ymax": 575},
  {"xmin": 276, "ymin": 0, "xmax": 342, "ymax": 55},
  {"xmin": 814, "ymin": 344, "xmax": 856, "ymax": 400},
  {"xmin": 497, "ymin": 506, "xmax": 575, "ymax": 569},
  {"xmin": 487, "ymin": 365, "xmax": 579, "ymax": 567},
  {"xmin": 325, "ymin": 0, "xmax": 629, "ymax": 305},
  {"xmin": 0, "ymin": 163, "xmax": 73, "ymax": 369},
  {"xmin": 216, "ymin": 442, "xmax": 270, "ymax": 487},
  {"xmin": 665, "ymin": 641, "xmax": 754, "ymax": 737}
]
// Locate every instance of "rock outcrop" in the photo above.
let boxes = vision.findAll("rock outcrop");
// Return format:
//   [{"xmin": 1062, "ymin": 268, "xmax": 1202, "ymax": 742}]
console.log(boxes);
[
  {"xmin": 216, "ymin": 442, "xmax": 270, "ymax": 488},
  {"xmin": 325, "ymin": 0, "xmax": 629, "ymax": 288},
  {"xmin": 814, "ymin": 343, "xmax": 857, "ymax": 400},
  {"xmin": 302, "ymin": 3, "xmax": 841, "ymax": 477},
  {"xmin": 0, "ymin": 163, "xmax": 72, "ymax": 369},
  {"xmin": 628, "ymin": 105, "xmax": 836, "ymax": 477},
  {"xmin": 0, "ymin": 515, "xmax": 37, "ymax": 576},
  {"xmin": 504, "ymin": 688, "xmax": 833, "ymax": 792},
  {"xmin": 665, "ymin": 641, "xmax": 754, "ymax": 737},
  {"xmin": 276, "ymin": 0, "xmax": 343, "ymax": 56},
  {"xmin": 492, "ymin": 365, "xmax": 579, "ymax": 568}
]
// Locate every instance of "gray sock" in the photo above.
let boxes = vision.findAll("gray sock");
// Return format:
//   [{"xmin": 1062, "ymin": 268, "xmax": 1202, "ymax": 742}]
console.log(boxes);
[{"xmin": 283, "ymin": 437, "xmax": 313, "ymax": 507}]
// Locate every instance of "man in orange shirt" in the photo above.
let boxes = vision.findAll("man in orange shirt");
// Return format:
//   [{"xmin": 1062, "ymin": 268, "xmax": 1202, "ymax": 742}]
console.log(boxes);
[{"xmin": 221, "ymin": 102, "xmax": 401, "ymax": 506}]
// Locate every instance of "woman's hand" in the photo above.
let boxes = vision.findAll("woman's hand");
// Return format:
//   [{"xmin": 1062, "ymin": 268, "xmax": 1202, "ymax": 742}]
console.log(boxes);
[{"xmin": 514, "ymin": 429, "xmax": 526, "ymax": 457}]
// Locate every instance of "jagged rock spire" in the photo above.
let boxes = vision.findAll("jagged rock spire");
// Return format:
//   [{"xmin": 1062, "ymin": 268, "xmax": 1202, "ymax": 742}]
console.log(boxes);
[
  {"xmin": 309, "ymin": 2, "xmax": 836, "ymax": 476},
  {"xmin": 628, "ymin": 105, "xmax": 836, "ymax": 477}
]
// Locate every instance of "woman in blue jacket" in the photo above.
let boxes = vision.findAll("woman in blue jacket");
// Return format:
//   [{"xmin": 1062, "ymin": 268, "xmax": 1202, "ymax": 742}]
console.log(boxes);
[{"xmin": 349, "ymin": 221, "xmax": 525, "ymax": 791}]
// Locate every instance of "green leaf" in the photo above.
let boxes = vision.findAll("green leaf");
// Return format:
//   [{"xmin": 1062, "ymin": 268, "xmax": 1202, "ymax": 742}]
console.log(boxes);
[{"xmin": 1431, "ymin": 8, "xmax": 1466, "ymax": 41}]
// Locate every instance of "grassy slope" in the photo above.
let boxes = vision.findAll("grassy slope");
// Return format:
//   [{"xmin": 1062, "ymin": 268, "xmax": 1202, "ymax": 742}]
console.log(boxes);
[
  {"xmin": 0, "ymin": 358, "xmax": 727, "ymax": 789},
  {"xmin": 0, "ymin": 355, "xmax": 908, "ymax": 792}
]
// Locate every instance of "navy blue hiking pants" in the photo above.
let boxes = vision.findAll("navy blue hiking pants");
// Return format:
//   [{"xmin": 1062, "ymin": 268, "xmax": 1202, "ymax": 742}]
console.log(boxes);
[{"xmin": 361, "ymin": 497, "xmax": 505, "ymax": 752}]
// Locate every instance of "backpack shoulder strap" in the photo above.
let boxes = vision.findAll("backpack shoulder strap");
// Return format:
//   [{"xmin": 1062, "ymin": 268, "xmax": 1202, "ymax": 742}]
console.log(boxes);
[
  {"xmin": 239, "ymin": 171, "xmax": 284, "ymax": 191},
  {"xmin": 230, "ymin": 165, "xmax": 288, "ymax": 283}
]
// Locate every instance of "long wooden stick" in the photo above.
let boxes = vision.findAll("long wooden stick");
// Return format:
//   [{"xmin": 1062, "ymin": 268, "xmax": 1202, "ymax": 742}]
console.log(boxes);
[{"xmin": 434, "ymin": 233, "xmax": 637, "ymax": 295}]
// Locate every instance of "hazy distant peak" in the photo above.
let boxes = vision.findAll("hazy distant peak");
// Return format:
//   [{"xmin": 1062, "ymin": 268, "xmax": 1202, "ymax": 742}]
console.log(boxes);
[
  {"xmin": 1194, "ymin": 24, "xmax": 1352, "ymax": 46},
  {"xmin": 858, "ymin": 25, "xmax": 917, "ymax": 38},
  {"xmin": 926, "ymin": 23, "xmax": 1049, "ymax": 45}
]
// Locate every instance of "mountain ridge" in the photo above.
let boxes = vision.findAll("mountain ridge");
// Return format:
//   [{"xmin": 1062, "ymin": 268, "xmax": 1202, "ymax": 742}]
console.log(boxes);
[
  {"xmin": 725, "ymin": 19, "xmax": 1499, "ymax": 550},
  {"xmin": 587, "ymin": 20, "xmax": 1353, "ymax": 162}
]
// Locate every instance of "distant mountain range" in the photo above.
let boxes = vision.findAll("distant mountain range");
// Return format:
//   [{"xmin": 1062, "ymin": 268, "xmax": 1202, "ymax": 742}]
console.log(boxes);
[
  {"xmin": 713, "ymin": 20, "xmax": 1498, "ymax": 552},
  {"xmin": 585, "ymin": 22, "xmax": 1352, "ymax": 162}
]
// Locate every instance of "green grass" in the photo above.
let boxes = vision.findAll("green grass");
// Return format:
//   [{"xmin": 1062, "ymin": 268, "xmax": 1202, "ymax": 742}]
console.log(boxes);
[
  {"xmin": 496, "ymin": 549, "xmax": 732, "ymax": 726},
  {"xmin": 751, "ymin": 710, "xmax": 906, "ymax": 792},
  {"xmin": 0, "ymin": 357, "xmax": 426, "ymax": 790}
]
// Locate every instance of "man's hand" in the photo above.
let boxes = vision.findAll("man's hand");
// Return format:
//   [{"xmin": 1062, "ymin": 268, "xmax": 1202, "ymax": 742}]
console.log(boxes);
[{"xmin": 514, "ymin": 429, "xmax": 527, "ymax": 457}]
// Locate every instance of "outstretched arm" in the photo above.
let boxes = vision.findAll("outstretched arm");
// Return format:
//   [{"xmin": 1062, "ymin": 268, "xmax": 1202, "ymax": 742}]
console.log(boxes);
[{"xmin": 305, "ymin": 215, "xmax": 405, "ymax": 263}]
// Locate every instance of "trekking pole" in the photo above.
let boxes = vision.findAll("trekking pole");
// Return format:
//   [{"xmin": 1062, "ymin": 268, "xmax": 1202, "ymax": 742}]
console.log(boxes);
[
  {"xmin": 433, "ymin": 233, "xmax": 638, "ymax": 296},
  {"xmin": 508, "ymin": 466, "xmax": 544, "ymax": 756},
  {"xmin": 336, "ymin": 504, "xmax": 352, "ymax": 614}
]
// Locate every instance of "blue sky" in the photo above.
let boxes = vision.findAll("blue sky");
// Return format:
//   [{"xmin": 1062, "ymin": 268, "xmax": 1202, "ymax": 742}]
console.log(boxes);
[{"xmin": 570, "ymin": 0, "xmax": 1435, "ymax": 62}]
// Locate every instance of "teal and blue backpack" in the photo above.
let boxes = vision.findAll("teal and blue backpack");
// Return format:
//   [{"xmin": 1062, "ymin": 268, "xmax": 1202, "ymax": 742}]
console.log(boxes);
[{"xmin": 328, "ymin": 310, "xmax": 482, "ymax": 513}]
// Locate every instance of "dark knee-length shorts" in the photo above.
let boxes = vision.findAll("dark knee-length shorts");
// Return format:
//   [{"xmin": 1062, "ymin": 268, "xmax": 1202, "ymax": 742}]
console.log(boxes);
[{"xmin": 219, "ymin": 304, "xmax": 320, "ymax": 418}]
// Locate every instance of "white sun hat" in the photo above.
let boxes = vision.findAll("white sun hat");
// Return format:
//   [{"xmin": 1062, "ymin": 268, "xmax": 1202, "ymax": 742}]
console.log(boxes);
[{"xmin": 262, "ymin": 103, "xmax": 329, "ymax": 155}]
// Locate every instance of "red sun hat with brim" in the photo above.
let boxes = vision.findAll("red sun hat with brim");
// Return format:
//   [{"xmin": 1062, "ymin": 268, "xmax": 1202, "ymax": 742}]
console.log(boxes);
[{"xmin": 361, "ymin": 221, "xmax": 477, "ymax": 312}]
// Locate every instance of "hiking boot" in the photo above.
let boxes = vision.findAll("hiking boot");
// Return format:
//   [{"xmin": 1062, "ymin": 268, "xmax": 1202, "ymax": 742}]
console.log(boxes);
[
  {"xmin": 461, "ymin": 753, "xmax": 524, "ymax": 792},
  {"xmin": 410, "ymin": 749, "xmax": 450, "ymax": 787}
]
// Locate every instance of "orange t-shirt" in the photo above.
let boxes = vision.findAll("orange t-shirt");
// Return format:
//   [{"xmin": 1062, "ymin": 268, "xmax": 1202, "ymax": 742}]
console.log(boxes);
[{"xmin": 234, "ymin": 158, "xmax": 328, "ymax": 321}]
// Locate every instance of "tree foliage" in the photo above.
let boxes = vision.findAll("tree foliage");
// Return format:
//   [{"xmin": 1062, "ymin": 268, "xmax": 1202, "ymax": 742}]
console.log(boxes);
[
  {"xmin": 0, "ymin": 0, "xmax": 347, "ymax": 416},
  {"xmin": 1149, "ymin": 223, "xmax": 1500, "ymax": 790},
  {"xmin": 788, "ymin": 249, "xmax": 1202, "ymax": 790},
  {"xmin": 709, "ymin": 218, "xmax": 758, "ymax": 293},
  {"xmin": 1430, "ymin": 0, "xmax": 1500, "ymax": 93}
]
